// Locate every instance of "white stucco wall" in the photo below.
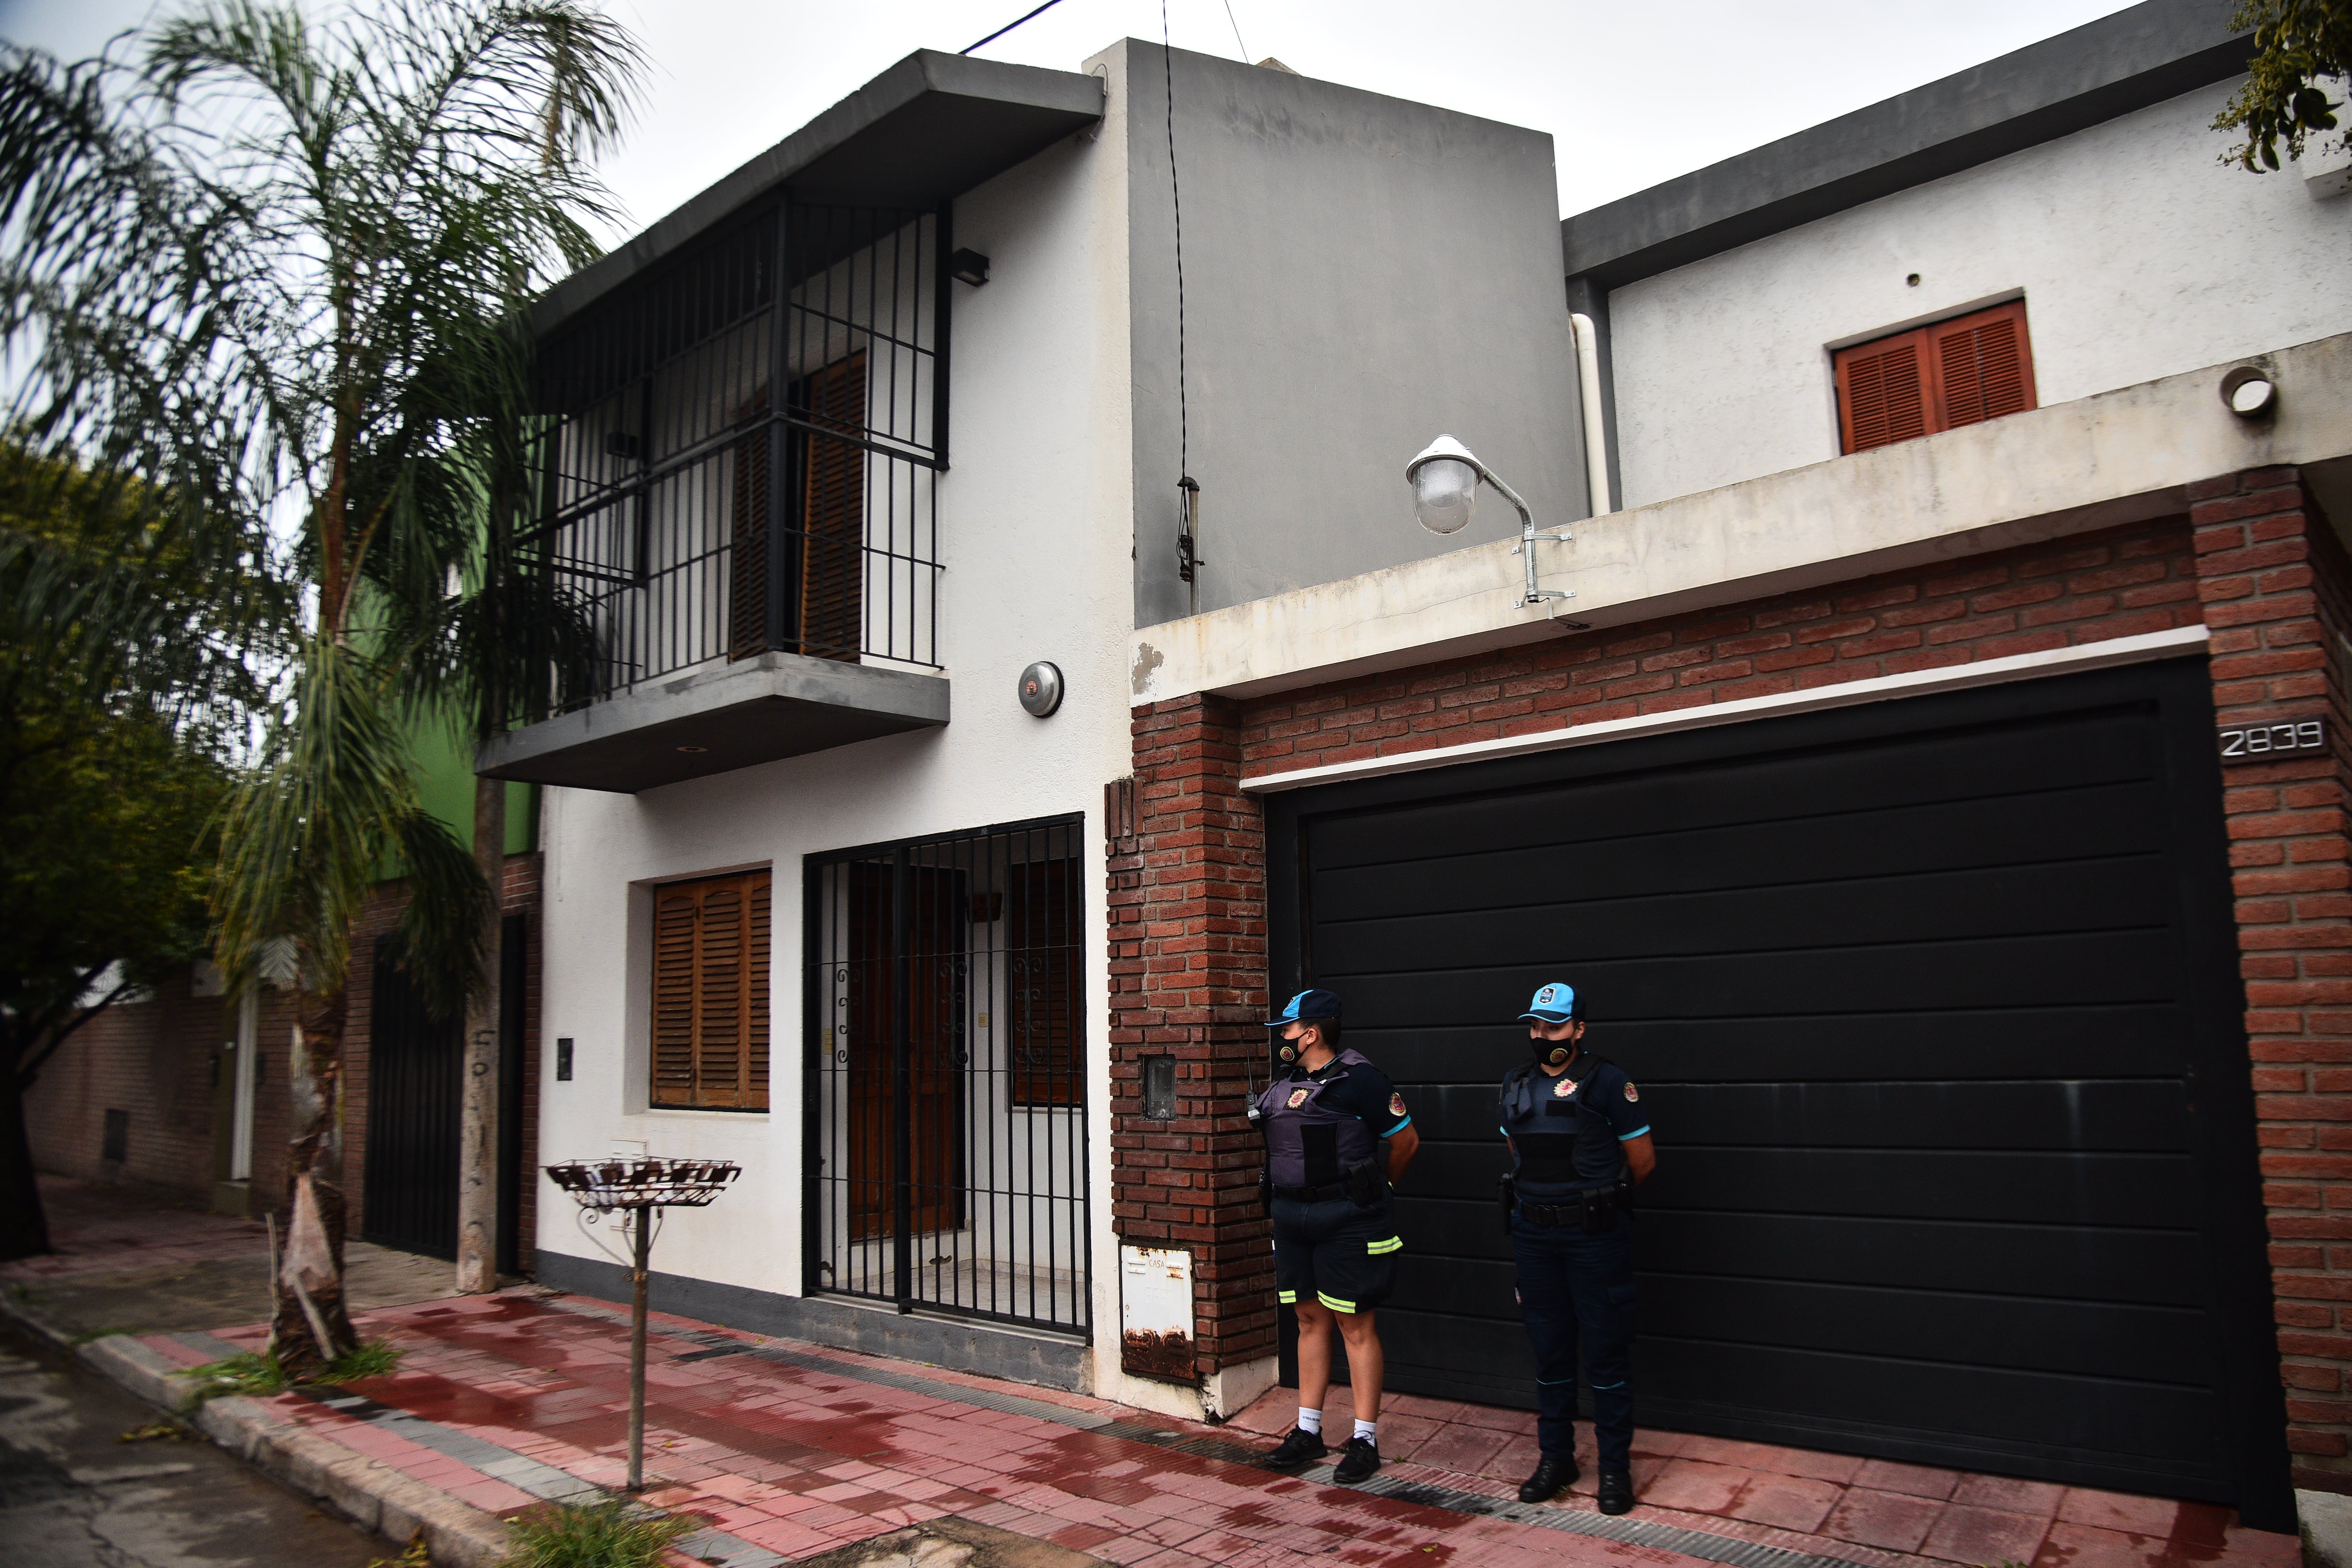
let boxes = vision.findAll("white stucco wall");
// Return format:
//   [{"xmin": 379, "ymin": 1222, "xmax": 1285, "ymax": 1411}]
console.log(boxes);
[
  {"xmin": 1608, "ymin": 77, "xmax": 2352, "ymax": 510},
  {"xmin": 533, "ymin": 60, "xmax": 1143, "ymax": 1394}
]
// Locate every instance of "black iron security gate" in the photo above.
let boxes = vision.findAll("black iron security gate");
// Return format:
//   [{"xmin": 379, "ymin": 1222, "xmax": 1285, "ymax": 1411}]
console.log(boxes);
[
  {"xmin": 805, "ymin": 817, "xmax": 1090, "ymax": 1336},
  {"xmin": 362, "ymin": 937, "xmax": 463, "ymax": 1258}
]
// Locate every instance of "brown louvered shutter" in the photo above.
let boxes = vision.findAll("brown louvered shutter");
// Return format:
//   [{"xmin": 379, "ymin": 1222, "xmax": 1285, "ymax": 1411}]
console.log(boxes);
[
  {"xmin": 729, "ymin": 391, "xmax": 771, "ymax": 659},
  {"xmin": 1834, "ymin": 332, "xmax": 1929, "ymax": 454},
  {"xmin": 1933, "ymin": 300, "xmax": 2035, "ymax": 429},
  {"xmin": 1834, "ymin": 301, "xmax": 2036, "ymax": 455},
  {"xmin": 796, "ymin": 353, "xmax": 865, "ymax": 661},
  {"xmin": 648, "ymin": 870, "xmax": 771, "ymax": 1110}
]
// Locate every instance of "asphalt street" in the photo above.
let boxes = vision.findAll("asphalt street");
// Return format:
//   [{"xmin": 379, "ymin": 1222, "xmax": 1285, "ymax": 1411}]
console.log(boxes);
[{"xmin": 0, "ymin": 1320, "xmax": 388, "ymax": 1568}]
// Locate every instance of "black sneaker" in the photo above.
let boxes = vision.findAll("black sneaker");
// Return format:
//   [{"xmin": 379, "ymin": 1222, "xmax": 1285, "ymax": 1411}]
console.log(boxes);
[
  {"xmin": 1333, "ymin": 1435, "xmax": 1382, "ymax": 1484},
  {"xmin": 1518, "ymin": 1453, "xmax": 1579, "ymax": 1503},
  {"xmin": 1597, "ymin": 1468, "xmax": 1635, "ymax": 1515},
  {"xmin": 1265, "ymin": 1426, "xmax": 1328, "ymax": 1469}
]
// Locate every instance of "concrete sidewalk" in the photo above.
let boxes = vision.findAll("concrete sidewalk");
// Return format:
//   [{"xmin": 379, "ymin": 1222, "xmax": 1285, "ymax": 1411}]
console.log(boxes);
[{"xmin": 0, "ymin": 1178, "xmax": 2305, "ymax": 1568}]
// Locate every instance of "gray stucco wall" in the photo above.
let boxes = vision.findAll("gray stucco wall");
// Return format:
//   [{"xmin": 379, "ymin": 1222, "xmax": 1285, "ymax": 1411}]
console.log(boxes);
[{"xmin": 1122, "ymin": 43, "xmax": 1586, "ymax": 628}]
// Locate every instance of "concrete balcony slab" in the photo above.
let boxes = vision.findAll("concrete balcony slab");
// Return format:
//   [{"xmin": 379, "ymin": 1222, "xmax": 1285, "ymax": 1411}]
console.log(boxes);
[{"xmin": 477, "ymin": 652, "xmax": 948, "ymax": 793}]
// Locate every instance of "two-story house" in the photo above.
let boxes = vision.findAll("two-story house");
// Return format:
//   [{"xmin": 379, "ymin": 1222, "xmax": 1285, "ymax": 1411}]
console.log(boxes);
[{"xmin": 499, "ymin": 0, "xmax": 2352, "ymax": 1534}]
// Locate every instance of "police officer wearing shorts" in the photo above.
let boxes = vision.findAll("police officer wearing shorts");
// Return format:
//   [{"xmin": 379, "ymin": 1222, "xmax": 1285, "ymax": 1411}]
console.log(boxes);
[
  {"xmin": 1257, "ymin": 990, "xmax": 1420, "ymax": 1484},
  {"xmin": 1502, "ymin": 981, "xmax": 1655, "ymax": 1514}
]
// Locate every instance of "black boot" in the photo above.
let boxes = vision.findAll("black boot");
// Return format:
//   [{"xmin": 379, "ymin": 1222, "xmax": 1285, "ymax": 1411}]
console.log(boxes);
[
  {"xmin": 1597, "ymin": 1468, "xmax": 1635, "ymax": 1515},
  {"xmin": 1266, "ymin": 1425, "xmax": 1328, "ymax": 1469},
  {"xmin": 1518, "ymin": 1454, "xmax": 1580, "ymax": 1503}
]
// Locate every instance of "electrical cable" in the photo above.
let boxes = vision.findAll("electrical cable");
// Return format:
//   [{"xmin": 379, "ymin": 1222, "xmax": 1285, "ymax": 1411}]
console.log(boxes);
[
  {"xmin": 1163, "ymin": 0, "xmax": 1194, "ymax": 599},
  {"xmin": 960, "ymin": 0, "xmax": 1069, "ymax": 56},
  {"xmin": 1222, "ymin": 0, "xmax": 1249, "ymax": 61}
]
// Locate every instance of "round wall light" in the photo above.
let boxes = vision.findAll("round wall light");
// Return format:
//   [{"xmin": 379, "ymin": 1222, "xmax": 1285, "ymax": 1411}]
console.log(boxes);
[
  {"xmin": 2220, "ymin": 365, "xmax": 2278, "ymax": 418},
  {"xmin": 1019, "ymin": 661, "xmax": 1064, "ymax": 718}
]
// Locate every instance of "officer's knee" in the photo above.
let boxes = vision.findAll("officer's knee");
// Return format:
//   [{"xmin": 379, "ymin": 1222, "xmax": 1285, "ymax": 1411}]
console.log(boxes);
[
  {"xmin": 1334, "ymin": 1308, "xmax": 1376, "ymax": 1345},
  {"xmin": 1294, "ymin": 1301, "xmax": 1334, "ymax": 1336}
]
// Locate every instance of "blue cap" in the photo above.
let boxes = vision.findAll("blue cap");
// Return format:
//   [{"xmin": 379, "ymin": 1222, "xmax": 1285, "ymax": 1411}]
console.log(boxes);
[
  {"xmin": 1268, "ymin": 989, "xmax": 1342, "ymax": 1027},
  {"xmin": 1518, "ymin": 982, "xmax": 1581, "ymax": 1024}
]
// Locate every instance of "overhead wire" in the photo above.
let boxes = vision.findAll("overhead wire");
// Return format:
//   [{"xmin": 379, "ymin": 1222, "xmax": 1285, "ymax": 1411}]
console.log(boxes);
[
  {"xmin": 959, "ymin": 0, "xmax": 1069, "ymax": 56},
  {"xmin": 1163, "ymin": 0, "xmax": 1197, "ymax": 609}
]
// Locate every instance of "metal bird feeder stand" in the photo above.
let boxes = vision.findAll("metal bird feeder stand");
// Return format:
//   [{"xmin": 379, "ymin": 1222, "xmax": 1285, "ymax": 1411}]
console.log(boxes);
[{"xmin": 546, "ymin": 1156, "xmax": 741, "ymax": 1490}]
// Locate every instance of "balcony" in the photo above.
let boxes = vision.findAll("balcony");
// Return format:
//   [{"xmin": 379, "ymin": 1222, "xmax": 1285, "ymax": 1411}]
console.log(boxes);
[{"xmin": 477, "ymin": 52, "xmax": 1103, "ymax": 794}]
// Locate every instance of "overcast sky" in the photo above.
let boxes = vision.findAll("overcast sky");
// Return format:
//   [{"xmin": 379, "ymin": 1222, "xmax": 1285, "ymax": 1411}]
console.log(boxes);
[{"xmin": 2, "ymin": 0, "xmax": 2153, "ymax": 246}]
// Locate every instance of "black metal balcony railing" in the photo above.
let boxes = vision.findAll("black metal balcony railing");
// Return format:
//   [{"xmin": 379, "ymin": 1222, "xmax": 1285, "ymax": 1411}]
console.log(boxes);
[{"xmin": 526, "ymin": 199, "xmax": 948, "ymax": 707}]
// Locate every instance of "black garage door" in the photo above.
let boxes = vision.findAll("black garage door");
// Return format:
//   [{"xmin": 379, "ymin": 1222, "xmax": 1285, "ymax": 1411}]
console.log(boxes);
[{"xmin": 1267, "ymin": 658, "xmax": 2288, "ymax": 1523}]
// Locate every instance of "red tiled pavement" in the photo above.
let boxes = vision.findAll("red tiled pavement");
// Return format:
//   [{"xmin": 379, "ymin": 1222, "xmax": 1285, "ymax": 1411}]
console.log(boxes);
[{"xmin": 135, "ymin": 1291, "xmax": 2300, "ymax": 1568}]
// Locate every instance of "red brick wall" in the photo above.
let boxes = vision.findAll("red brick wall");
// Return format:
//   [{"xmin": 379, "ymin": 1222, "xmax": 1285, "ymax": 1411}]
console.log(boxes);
[
  {"xmin": 1107, "ymin": 696, "xmax": 1275, "ymax": 1375},
  {"xmin": 2192, "ymin": 467, "xmax": 2352, "ymax": 1493},
  {"xmin": 25, "ymin": 969, "xmax": 227, "ymax": 1194},
  {"xmin": 1239, "ymin": 516, "xmax": 2204, "ymax": 772}
]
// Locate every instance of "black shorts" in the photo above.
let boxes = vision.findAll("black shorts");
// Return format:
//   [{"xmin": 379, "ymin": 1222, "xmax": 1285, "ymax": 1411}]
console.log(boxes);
[{"xmin": 1272, "ymin": 1194, "xmax": 1401, "ymax": 1314}]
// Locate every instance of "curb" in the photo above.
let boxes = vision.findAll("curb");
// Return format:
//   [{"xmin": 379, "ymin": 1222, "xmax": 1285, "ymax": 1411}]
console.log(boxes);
[{"xmin": 0, "ymin": 1291, "xmax": 511, "ymax": 1568}]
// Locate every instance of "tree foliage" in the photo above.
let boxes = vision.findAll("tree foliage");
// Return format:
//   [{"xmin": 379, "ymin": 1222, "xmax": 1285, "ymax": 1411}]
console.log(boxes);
[
  {"xmin": 0, "ymin": 0, "xmax": 641, "ymax": 1357},
  {"xmin": 2214, "ymin": 0, "xmax": 2351, "ymax": 170}
]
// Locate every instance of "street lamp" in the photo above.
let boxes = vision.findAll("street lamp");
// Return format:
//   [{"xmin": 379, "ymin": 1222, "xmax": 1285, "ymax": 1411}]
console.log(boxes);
[{"xmin": 1405, "ymin": 435, "xmax": 1574, "ymax": 611}]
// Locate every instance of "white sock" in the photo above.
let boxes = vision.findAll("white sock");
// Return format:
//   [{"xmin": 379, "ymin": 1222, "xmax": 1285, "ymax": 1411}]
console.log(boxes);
[
  {"xmin": 1297, "ymin": 1407, "xmax": 1322, "ymax": 1435},
  {"xmin": 1354, "ymin": 1418, "xmax": 1378, "ymax": 1444}
]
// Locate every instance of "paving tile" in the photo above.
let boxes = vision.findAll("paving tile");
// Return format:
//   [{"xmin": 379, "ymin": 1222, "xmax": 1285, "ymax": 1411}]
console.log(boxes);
[
  {"xmin": 1822, "ymin": 1487, "xmax": 1947, "ymax": 1553},
  {"xmin": 1951, "ymin": 1474, "xmax": 2067, "ymax": 1518},
  {"xmin": 1678, "ymin": 1435, "xmax": 1868, "ymax": 1484},
  {"xmin": 1921, "ymin": 1504, "xmax": 2054, "ymax": 1566},
  {"xmin": 2034, "ymin": 1520, "xmax": 2190, "ymax": 1568},
  {"xmin": 1638, "ymin": 1458, "xmax": 1753, "ymax": 1515},
  {"xmin": 2056, "ymin": 1489, "xmax": 2183, "ymax": 1537},
  {"xmin": 1402, "ymin": 1423, "xmax": 1512, "ymax": 1474},
  {"xmin": 1857, "ymin": 1459, "xmax": 1965, "ymax": 1501},
  {"xmin": 1723, "ymin": 1472, "xmax": 1843, "ymax": 1534}
]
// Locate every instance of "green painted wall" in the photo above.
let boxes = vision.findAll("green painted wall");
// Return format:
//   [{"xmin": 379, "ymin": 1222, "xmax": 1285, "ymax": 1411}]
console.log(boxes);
[{"xmin": 406, "ymin": 708, "xmax": 538, "ymax": 858}]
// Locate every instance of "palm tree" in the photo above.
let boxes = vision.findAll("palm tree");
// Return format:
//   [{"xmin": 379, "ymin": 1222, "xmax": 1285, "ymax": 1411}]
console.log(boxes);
[{"xmin": 0, "ymin": 0, "xmax": 641, "ymax": 1371}]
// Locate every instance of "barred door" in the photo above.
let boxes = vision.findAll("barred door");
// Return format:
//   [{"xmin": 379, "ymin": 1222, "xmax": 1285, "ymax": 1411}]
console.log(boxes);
[{"xmin": 808, "ymin": 818, "xmax": 1089, "ymax": 1335}]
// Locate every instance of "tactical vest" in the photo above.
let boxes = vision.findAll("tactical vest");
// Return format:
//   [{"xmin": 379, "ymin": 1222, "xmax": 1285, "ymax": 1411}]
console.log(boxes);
[
  {"xmin": 1258, "ymin": 1049, "xmax": 1382, "ymax": 1190},
  {"xmin": 1499, "ymin": 1053, "xmax": 1627, "ymax": 1202}
]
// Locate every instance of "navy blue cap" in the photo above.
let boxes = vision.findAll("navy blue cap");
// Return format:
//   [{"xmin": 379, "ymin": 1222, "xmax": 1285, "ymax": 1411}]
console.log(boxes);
[
  {"xmin": 1267, "ymin": 989, "xmax": 1342, "ymax": 1027},
  {"xmin": 1518, "ymin": 981, "xmax": 1582, "ymax": 1024}
]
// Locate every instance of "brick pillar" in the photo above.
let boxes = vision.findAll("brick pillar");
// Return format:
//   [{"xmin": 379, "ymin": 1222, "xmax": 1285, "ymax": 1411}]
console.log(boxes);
[
  {"xmin": 1107, "ymin": 696, "xmax": 1274, "ymax": 1386},
  {"xmin": 2194, "ymin": 465, "xmax": 2352, "ymax": 1491}
]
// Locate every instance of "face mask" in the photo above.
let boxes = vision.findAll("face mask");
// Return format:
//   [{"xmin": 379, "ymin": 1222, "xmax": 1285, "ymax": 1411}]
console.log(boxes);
[{"xmin": 1531, "ymin": 1032, "xmax": 1575, "ymax": 1067}]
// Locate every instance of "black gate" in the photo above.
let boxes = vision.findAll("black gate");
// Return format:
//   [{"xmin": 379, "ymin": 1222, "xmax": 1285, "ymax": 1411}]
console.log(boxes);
[
  {"xmin": 362, "ymin": 937, "xmax": 463, "ymax": 1258},
  {"xmin": 806, "ymin": 817, "xmax": 1090, "ymax": 1335},
  {"xmin": 1266, "ymin": 660, "xmax": 2289, "ymax": 1523}
]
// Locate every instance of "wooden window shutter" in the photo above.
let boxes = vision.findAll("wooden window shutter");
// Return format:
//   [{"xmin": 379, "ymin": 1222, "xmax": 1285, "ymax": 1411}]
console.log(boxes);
[
  {"xmin": 729, "ymin": 392, "xmax": 771, "ymax": 659},
  {"xmin": 649, "ymin": 870, "xmax": 771, "ymax": 1110},
  {"xmin": 1933, "ymin": 300, "xmax": 2035, "ymax": 429},
  {"xmin": 1834, "ymin": 299, "xmax": 2036, "ymax": 455},
  {"xmin": 797, "ymin": 353, "xmax": 866, "ymax": 661},
  {"xmin": 1009, "ymin": 857, "xmax": 1080, "ymax": 1106}
]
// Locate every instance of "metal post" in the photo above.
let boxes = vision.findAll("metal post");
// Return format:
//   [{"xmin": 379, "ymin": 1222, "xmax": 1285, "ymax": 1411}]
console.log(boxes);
[
  {"xmin": 766, "ymin": 199, "xmax": 794, "ymax": 652},
  {"xmin": 628, "ymin": 1204, "xmax": 651, "ymax": 1491},
  {"xmin": 891, "ymin": 847, "xmax": 913, "ymax": 1311}
]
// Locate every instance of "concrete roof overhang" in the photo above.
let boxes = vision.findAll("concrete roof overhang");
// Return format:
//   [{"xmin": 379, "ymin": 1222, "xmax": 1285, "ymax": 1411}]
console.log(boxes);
[{"xmin": 532, "ymin": 49, "xmax": 1106, "ymax": 340}]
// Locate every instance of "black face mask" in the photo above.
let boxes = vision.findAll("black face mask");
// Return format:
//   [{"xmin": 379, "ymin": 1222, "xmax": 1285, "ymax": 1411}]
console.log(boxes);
[{"xmin": 1530, "ymin": 1032, "xmax": 1576, "ymax": 1068}]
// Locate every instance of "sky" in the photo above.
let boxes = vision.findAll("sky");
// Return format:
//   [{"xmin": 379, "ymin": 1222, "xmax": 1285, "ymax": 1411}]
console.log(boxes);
[{"xmin": 0, "ymin": 0, "xmax": 2151, "ymax": 249}]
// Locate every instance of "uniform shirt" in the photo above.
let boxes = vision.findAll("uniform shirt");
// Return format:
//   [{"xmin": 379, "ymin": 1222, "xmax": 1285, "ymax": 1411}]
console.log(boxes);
[
  {"xmin": 1287, "ymin": 1052, "xmax": 1413, "ymax": 1140},
  {"xmin": 1502, "ymin": 1055, "xmax": 1650, "ymax": 1187}
]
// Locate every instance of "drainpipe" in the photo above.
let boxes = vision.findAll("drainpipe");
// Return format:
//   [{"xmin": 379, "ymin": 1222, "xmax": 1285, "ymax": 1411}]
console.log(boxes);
[{"xmin": 1570, "ymin": 313, "xmax": 1611, "ymax": 517}]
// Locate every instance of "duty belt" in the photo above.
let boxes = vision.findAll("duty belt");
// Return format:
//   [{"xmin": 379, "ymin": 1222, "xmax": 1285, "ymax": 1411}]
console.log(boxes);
[
  {"xmin": 1518, "ymin": 1190, "xmax": 1621, "ymax": 1230},
  {"xmin": 1274, "ymin": 1179, "xmax": 1351, "ymax": 1202}
]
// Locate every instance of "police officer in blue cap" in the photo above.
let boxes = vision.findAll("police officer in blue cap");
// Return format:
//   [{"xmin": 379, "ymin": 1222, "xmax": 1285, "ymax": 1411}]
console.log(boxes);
[
  {"xmin": 1256, "ymin": 989, "xmax": 1420, "ymax": 1483},
  {"xmin": 1501, "ymin": 981, "xmax": 1655, "ymax": 1514}
]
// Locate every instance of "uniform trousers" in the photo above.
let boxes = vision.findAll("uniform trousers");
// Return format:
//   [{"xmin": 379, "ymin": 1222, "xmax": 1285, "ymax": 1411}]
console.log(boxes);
[{"xmin": 1510, "ymin": 1209, "xmax": 1637, "ymax": 1469}]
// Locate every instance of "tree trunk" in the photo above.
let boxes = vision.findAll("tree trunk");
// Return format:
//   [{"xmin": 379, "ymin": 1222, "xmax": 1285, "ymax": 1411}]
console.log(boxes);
[
  {"xmin": 0, "ymin": 1035, "xmax": 52, "ymax": 1263},
  {"xmin": 454, "ymin": 772, "xmax": 503, "ymax": 1292},
  {"xmin": 271, "ymin": 990, "xmax": 356, "ymax": 1374}
]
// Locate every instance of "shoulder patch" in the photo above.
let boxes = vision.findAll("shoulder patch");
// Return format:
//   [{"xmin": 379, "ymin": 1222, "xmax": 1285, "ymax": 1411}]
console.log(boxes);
[
  {"xmin": 1553, "ymin": 1076, "xmax": 1575, "ymax": 1098},
  {"xmin": 1287, "ymin": 1087, "xmax": 1311, "ymax": 1108},
  {"xmin": 1388, "ymin": 1092, "xmax": 1406, "ymax": 1118},
  {"xmin": 1623, "ymin": 1082, "xmax": 1639, "ymax": 1103}
]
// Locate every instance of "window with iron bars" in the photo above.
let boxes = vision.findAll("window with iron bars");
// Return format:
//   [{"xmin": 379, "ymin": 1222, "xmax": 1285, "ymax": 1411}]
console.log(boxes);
[
  {"xmin": 804, "ymin": 818, "xmax": 1091, "ymax": 1337},
  {"xmin": 526, "ymin": 199, "xmax": 948, "ymax": 705}
]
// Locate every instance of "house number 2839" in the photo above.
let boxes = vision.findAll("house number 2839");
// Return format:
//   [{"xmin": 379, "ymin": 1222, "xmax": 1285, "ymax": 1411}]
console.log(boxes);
[{"xmin": 2218, "ymin": 718, "xmax": 2326, "ymax": 761}]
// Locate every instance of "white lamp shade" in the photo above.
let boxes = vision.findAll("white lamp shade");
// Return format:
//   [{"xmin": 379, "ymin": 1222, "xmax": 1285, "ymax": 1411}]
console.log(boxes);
[{"xmin": 1413, "ymin": 457, "xmax": 1479, "ymax": 534}]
